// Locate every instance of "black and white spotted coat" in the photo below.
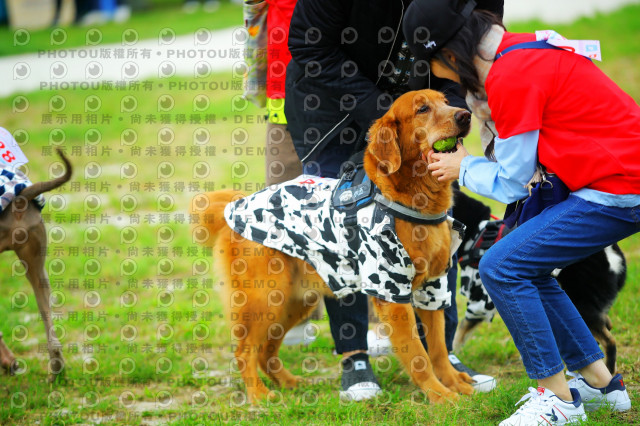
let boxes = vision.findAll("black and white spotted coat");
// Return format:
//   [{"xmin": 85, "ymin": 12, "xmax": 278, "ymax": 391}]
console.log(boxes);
[
  {"xmin": 224, "ymin": 175, "xmax": 461, "ymax": 310},
  {"xmin": 0, "ymin": 167, "xmax": 45, "ymax": 212}
]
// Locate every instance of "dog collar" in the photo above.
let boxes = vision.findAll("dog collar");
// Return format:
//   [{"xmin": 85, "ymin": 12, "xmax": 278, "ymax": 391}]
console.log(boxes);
[{"xmin": 373, "ymin": 192, "xmax": 448, "ymax": 225}]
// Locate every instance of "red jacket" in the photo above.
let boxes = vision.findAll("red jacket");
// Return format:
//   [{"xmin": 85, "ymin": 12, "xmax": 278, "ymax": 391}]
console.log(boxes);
[
  {"xmin": 487, "ymin": 32, "xmax": 640, "ymax": 194},
  {"xmin": 266, "ymin": 0, "xmax": 296, "ymax": 99}
]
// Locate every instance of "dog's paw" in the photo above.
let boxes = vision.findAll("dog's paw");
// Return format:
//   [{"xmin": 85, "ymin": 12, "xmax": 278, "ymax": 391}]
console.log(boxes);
[
  {"xmin": 441, "ymin": 370, "xmax": 474, "ymax": 395},
  {"xmin": 247, "ymin": 387, "xmax": 271, "ymax": 405},
  {"xmin": 425, "ymin": 388, "xmax": 460, "ymax": 404},
  {"xmin": 447, "ymin": 374, "xmax": 475, "ymax": 395},
  {"xmin": 1, "ymin": 359, "xmax": 18, "ymax": 376},
  {"xmin": 277, "ymin": 375, "xmax": 301, "ymax": 389},
  {"xmin": 47, "ymin": 356, "xmax": 66, "ymax": 382},
  {"xmin": 418, "ymin": 377, "xmax": 460, "ymax": 404}
]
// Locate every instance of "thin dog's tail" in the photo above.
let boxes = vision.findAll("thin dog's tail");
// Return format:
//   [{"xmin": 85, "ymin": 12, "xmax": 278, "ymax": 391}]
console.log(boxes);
[
  {"xmin": 189, "ymin": 190, "xmax": 244, "ymax": 246},
  {"xmin": 17, "ymin": 149, "xmax": 72, "ymax": 202}
]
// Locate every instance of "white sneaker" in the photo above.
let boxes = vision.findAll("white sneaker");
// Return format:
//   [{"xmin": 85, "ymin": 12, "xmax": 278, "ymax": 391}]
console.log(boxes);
[
  {"xmin": 367, "ymin": 329, "xmax": 391, "ymax": 357},
  {"xmin": 203, "ymin": 0, "xmax": 221, "ymax": 13},
  {"xmin": 339, "ymin": 353, "xmax": 382, "ymax": 401},
  {"xmin": 182, "ymin": 1, "xmax": 200, "ymax": 13},
  {"xmin": 567, "ymin": 372, "xmax": 631, "ymax": 412},
  {"xmin": 113, "ymin": 5, "xmax": 131, "ymax": 23},
  {"xmin": 500, "ymin": 387, "xmax": 587, "ymax": 426},
  {"xmin": 282, "ymin": 321, "xmax": 316, "ymax": 346},
  {"xmin": 448, "ymin": 353, "xmax": 497, "ymax": 392}
]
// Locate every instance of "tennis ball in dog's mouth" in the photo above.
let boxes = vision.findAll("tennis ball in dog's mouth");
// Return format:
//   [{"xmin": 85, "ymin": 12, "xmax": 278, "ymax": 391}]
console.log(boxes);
[{"xmin": 433, "ymin": 137, "xmax": 458, "ymax": 152}]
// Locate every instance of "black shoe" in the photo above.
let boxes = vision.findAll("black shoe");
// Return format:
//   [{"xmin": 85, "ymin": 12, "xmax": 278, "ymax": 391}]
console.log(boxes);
[
  {"xmin": 449, "ymin": 353, "xmax": 496, "ymax": 392},
  {"xmin": 339, "ymin": 353, "xmax": 382, "ymax": 401}
]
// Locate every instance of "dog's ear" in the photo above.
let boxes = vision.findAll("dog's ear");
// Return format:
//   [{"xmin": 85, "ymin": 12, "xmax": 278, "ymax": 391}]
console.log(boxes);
[{"xmin": 367, "ymin": 111, "xmax": 401, "ymax": 174}]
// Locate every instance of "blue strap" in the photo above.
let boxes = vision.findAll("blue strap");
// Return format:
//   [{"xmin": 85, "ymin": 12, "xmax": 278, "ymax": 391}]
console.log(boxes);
[{"xmin": 495, "ymin": 40, "xmax": 562, "ymax": 60}]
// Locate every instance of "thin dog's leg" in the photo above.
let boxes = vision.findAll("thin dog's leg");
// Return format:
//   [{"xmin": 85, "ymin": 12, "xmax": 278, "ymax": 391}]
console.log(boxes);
[
  {"xmin": 15, "ymin": 221, "xmax": 65, "ymax": 380},
  {"xmin": 452, "ymin": 318, "xmax": 483, "ymax": 352},
  {"xmin": 0, "ymin": 332, "xmax": 18, "ymax": 375},
  {"xmin": 416, "ymin": 309, "xmax": 474, "ymax": 395},
  {"xmin": 371, "ymin": 298, "xmax": 458, "ymax": 403},
  {"xmin": 592, "ymin": 318, "xmax": 618, "ymax": 374}
]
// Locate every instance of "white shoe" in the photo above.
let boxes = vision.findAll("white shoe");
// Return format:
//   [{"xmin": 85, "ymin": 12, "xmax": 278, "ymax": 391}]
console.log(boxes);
[
  {"xmin": 282, "ymin": 322, "xmax": 316, "ymax": 346},
  {"xmin": 448, "ymin": 353, "xmax": 497, "ymax": 393},
  {"xmin": 113, "ymin": 5, "xmax": 131, "ymax": 23},
  {"xmin": 339, "ymin": 353, "xmax": 382, "ymax": 401},
  {"xmin": 366, "ymin": 329, "xmax": 391, "ymax": 357},
  {"xmin": 203, "ymin": 0, "xmax": 220, "ymax": 13},
  {"xmin": 182, "ymin": 1, "xmax": 200, "ymax": 13},
  {"xmin": 500, "ymin": 387, "xmax": 587, "ymax": 426},
  {"xmin": 78, "ymin": 10, "xmax": 109, "ymax": 26},
  {"xmin": 567, "ymin": 372, "xmax": 631, "ymax": 412}
]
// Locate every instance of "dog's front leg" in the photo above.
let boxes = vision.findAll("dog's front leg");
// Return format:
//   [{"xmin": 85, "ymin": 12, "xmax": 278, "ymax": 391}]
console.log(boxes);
[
  {"xmin": 414, "ymin": 309, "xmax": 474, "ymax": 395},
  {"xmin": 371, "ymin": 298, "xmax": 458, "ymax": 403}
]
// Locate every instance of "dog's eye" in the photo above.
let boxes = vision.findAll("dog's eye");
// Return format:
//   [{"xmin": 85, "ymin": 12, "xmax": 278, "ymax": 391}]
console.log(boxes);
[{"xmin": 417, "ymin": 105, "xmax": 430, "ymax": 114}]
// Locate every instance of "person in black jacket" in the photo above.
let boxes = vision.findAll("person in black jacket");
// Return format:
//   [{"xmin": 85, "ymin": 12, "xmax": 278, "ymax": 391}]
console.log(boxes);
[{"xmin": 285, "ymin": 0, "xmax": 504, "ymax": 400}]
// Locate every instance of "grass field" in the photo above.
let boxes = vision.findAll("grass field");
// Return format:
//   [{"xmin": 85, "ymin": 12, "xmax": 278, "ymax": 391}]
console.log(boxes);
[
  {"xmin": 0, "ymin": 2, "xmax": 243, "ymax": 57},
  {"xmin": 0, "ymin": 4, "xmax": 639, "ymax": 425}
]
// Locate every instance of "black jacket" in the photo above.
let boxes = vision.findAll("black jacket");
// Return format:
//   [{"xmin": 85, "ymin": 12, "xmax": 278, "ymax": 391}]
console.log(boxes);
[{"xmin": 285, "ymin": 0, "xmax": 503, "ymax": 170}]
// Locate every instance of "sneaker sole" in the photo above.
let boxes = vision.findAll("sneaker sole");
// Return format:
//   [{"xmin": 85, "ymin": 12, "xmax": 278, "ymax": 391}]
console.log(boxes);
[
  {"xmin": 339, "ymin": 387, "xmax": 382, "ymax": 402},
  {"xmin": 499, "ymin": 412, "xmax": 587, "ymax": 426},
  {"xmin": 583, "ymin": 397, "xmax": 631, "ymax": 412}
]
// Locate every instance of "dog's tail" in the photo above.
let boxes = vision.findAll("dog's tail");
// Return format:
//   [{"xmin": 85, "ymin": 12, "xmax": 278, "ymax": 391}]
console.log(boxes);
[
  {"xmin": 18, "ymin": 149, "xmax": 72, "ymax": 202},
  {"xmin": 190, "ymin": 190, "xmax": 244, "ymax": 246}
]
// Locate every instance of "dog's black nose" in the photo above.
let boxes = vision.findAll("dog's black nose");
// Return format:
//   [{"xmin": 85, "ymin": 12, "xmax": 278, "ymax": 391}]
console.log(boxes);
[{"xmin": 455, "ymin": 110, "xmax": 471, "ymax": 125}]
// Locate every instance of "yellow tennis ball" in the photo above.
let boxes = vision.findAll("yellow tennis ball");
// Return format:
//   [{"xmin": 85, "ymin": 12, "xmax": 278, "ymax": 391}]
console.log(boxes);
[{"xmin": 433, "ymin": 137, "xmax": 457, "ymax": 152}]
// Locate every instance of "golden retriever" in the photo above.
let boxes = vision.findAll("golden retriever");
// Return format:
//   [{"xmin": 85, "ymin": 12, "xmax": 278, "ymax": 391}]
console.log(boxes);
[{"xmin": 192, "ymin": 89, "xmax": 474, "ymax": 403}]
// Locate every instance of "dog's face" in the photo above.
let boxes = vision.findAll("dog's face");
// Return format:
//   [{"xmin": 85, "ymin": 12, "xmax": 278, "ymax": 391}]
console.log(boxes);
[{"xmin": 367, "ymin": 89, "xmax": 471, "ymax": 175}]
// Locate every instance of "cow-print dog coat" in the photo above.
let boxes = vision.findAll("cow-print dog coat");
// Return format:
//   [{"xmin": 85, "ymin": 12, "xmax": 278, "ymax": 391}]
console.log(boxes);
[
  {"xmin": 458, "ymin": 220, "xmax": 509, "ymax": 322},
  {"xmin": 225, "ymin": 175, "xmax": 462, "ymax": 310},
  {"xmin": 0, "ymin": 167, "xmax": 45, "ymax": 212}
]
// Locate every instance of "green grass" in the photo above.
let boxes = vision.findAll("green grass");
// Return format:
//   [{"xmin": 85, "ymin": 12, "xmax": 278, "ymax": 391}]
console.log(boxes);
[
  {"xmin": 0, "ymin": 2, "xmax": 243, "ymax": 57},
  {"xmin": 0, "ymin": 4, "xmax": 640, "ymax": 426}
]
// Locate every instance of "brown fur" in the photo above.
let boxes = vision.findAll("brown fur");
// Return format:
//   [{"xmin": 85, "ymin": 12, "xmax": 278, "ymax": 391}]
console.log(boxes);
[
  {"xmin": 192, "ymin": 90, "xmax": 473, "ymax": 403},
  {"xmin": 0, "ymin": 150, "xmax": 72, "ymax": 381}
]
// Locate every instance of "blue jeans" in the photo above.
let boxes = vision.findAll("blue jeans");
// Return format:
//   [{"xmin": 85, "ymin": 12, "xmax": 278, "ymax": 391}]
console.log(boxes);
[{"xmin": 479, "ymin": 195, "xmax": 640, "ymax": 379}]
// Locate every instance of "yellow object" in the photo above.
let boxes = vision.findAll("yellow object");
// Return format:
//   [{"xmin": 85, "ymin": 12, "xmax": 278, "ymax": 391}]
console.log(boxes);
[
  {"xmin": 267, "ymin": 98, "xmax": 287, "ymax": 124},
  {"xmin": 433, "ymin": 137, "xmax": 457, "ymax": 152},
  {"xmin": 248, "ymin": 25, "xmax": 260, "ymax": 37}
]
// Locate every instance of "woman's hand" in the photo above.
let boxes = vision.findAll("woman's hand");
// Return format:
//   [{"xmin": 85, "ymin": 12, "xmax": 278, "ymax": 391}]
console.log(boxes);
[{"xmin": 427, "ymin": 143, "xmax": 470, "ymax": 182}]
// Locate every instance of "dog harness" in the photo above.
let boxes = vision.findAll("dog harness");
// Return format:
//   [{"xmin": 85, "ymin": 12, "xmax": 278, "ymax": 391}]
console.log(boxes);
[
  {"xmin": 0, "ymin": 167, "xmax": 45, "ymax": 213},
  {"xmin": 225, "ymin": 172, "xmax": 464, "ymax": 310}
]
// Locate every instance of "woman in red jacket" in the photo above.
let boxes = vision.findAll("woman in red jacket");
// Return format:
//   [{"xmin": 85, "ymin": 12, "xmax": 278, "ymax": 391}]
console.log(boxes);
[{"xmin": 404, "ymin": 0, "xmax": 637, "ymax": 424}]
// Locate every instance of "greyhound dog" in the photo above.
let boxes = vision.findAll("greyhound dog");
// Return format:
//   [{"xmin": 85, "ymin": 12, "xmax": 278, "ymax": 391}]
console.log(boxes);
[{"xmin": 0, "ymin": 149, "xmax": 72, "ymax": 381}]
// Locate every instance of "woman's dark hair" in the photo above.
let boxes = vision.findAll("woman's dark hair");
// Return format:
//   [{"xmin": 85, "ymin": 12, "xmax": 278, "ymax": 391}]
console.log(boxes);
[{"xmin": 432, "ymin": 9, "xmax": 505, "ymax": 94}]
